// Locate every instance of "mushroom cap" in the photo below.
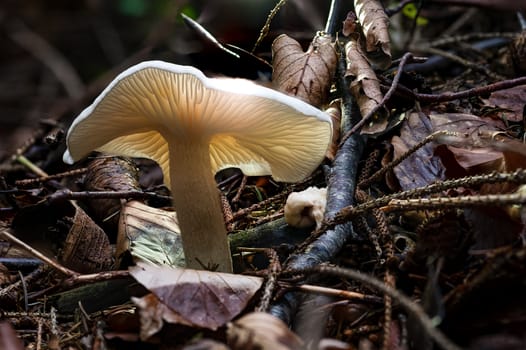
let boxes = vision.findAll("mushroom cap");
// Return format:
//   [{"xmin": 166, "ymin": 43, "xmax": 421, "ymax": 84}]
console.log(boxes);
[{"xmin": 64, "ymin": 60, "xmax": 332, "ymax": 183}]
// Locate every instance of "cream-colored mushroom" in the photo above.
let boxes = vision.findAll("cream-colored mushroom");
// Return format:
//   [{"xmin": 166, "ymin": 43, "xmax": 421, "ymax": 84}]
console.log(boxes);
[{"xmin": 63, "ymin": 61, "xmax": 332, "ymax": 272}]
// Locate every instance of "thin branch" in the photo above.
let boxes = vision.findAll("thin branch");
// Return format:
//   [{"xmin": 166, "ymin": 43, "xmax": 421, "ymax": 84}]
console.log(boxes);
[
  {"xmin": 0, "ymin": 226, "xmax": 78, "ymax": 277},
  {"xmin": 324, "ymin": 0, "xmax": 344, "ymax": 36},
  {"xmin": 382, "ymin": 191, "xmax": 526, "ymax": 212},
  {"xmin": 45, "ymin": 189, "xmax": 171, "ymax": 204},
  {"xmin": 252, "ymin": 0, "xmax": 288, "ymax": 53},
  {"xmin": 297, "ymin": 265, "xmax": 462, "ymax": 350},
  {"xmin": 409, "ymin": 76, "xmax": 526, "ymax": 103}
]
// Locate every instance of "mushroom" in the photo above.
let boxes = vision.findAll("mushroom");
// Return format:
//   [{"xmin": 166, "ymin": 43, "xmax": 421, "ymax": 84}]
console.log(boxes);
[{"xmin": 63, "ymin": 60, "xmax": 332, "ymax": 273}]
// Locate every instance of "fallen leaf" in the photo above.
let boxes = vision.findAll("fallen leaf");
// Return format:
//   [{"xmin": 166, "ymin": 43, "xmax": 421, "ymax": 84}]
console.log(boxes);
[
  {"xmin": 391, "ymin": 111, "xmax": 445, "ymax": 190},
  {"xmin": 60, "ymin": 202, "xmax": 113, "ymax": 273},
  {"xmin": 272, "ymin": 33, "xmax": 337, "ymax": 107},
  {"xmin": 429, "ymin": 112, "xmax": 526, "ymax": 173},
  {"xmin": 342, "ymin": 11, "xmax": 358, "ymax": 37},
  {"xmin": 483, "ymin": 85, "xmax": 526, "ymax": 122},
  {"xmin": 345, "ymin": 35, "xmax": 388, "ymax": 135},
  {"xmin": 83, "ymin": 156, "xmax": 141, "ymax": 232},
  {"xmin": 132, "ymin": 293, "xmax": 193, "ymax": 340},
  {"xmin": 354, "ymin": 0, "xmax": 392, "ymax": 69},
  {"xmin": 130, "ymin": 263, "xmax": 263, "ymax": 330},
  {"xmin": 227, "ymin": 312, "xmax": 303, "ymax": 350},
  {"xmin": 0, "ymin": 322, "xmax": 24, "ymax": 350},
  {"xmin": 116, "ymin": 200, "xmax": 184, "ymax": 268}
]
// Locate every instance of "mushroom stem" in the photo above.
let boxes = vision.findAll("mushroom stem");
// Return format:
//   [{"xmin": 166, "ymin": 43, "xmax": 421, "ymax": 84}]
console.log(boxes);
[{"xmin": 168, "ymin": 139, "xmax": 233, "ymax": 273}]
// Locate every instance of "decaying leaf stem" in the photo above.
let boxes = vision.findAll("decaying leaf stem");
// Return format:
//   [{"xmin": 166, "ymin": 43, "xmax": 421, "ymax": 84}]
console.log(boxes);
[{"xmin": 392, "ymin": 75, "xmax": 526, "ymax": 103}]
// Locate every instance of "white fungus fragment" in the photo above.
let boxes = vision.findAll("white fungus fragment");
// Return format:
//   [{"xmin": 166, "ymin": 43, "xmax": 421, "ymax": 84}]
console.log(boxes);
[{"xmin": 284, "ymin": 187, "xmax": 327, "ymax": 229}]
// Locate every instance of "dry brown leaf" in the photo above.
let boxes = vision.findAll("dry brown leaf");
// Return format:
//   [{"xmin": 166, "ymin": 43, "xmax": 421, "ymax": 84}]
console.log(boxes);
[
  {"xmin": 116, "ymin": 200, "xmax": 183, "ymax": 267},
  {"xmin": 227, "ymin": 312, "xmax": 303, "ymax": 350},
  {"xmin": 60, "ymin": 202, "xmax": 113, "ymax": 273},
  {"xmin": 429, "ymin": 112, "xmax": 526, "ymax": 173},
  {"xmin": 0, "ymin": 322, "xmax": 24, "ymax": 350},
  {"xmin": 342, "ymin": 11, "xmax": 358, "ymax": 37},
  {"xmin": 132, "ymin": 293, "xmax": 193, "ymax": 340},
  {"xmin": 272, "ymin": 33, "xmax": 337, "ymax": 108},
  {"xmin": 391, "ymin": 111, "xmax": 446, "ymax": 191},
  {"xmin": 11, "ymin": 199, "xmax": 113, "ymax": 273},
  {"xmin": 345, "ymin": 36, "xmax": 387, "ymax": 135},
  {"xmin": 84, "ymin": 156, "xmax": 141, "ymax": 232},
  {"xmin": 130, "ymin": 263, "xmax": 263, "ymax": 330},
  {"xmin": 483, "ymin": 85, "xmax": 526, "ymax": 122},
  {"xmin": 354, "ymin": 0, "xmax": 391, "ymax": 69}
]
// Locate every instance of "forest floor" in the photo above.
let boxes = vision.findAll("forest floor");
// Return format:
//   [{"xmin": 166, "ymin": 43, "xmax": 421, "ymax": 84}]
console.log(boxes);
[{"xmin": 1, "ymin": 1, "xmax": 526, "ymax": 349}]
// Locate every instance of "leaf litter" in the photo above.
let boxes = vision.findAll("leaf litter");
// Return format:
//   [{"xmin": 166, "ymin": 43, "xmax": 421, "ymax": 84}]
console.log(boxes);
[{"xmin": 1, "ymin": 1, "xmax": 526, "ymax": 349}]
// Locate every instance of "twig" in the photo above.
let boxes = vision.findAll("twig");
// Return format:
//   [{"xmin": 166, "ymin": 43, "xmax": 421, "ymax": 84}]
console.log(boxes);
[
  {"xmin": 18, "ymin": 271, "xmax": 28, "ymax": 312},
  {"xmin": 15, "ymin": 168, "xmax": 88, "ymax": 187},
  {"xmin": 410, "ymin": 76, "xmax": 526, "ymax": 103},
  {"xmin": 0, "ymin": 266, "xmax": 45, "ymax": 300},
  {"xmin": 269, "ymin": 45, "xmax": 366, "ymax": 324},
  {"xmin": 359, "ymin": 130, "xmax": 448, "ymax": 189},
  {"xmin": 293, "ymin": 284, "xmax": 383, "ymax": 304},
  {"xmin": 427, "ymin": 32, "xmax": 517, "ymax": 48},
  {"xmin": 249, "ymin": 248, "xmax": 280, "ymax": 312},
  {"xmin": 324, "ymin": 0, "xmax": 344, "ymax": 36},
  {"xmin": 323, "ymin": 169, "xmax": 526, "ymax": 232},
  {"xmin": 0, "ymin": 226, "xmax": 78, "ymax": 277},
  {"xmin": 286, "ymin": 48, "xmax": 365, "ymax": 268},
  {"xmin": 15, "ymin": 155, "xmax": 48, "ymax": 178},
  {"xmin": 46, "ymin": 189, "xmax": 171, "ymax": 204},
  {"xmin": 382, "ymin": 191, "xmax": 526, "ymax": 212},
  {"xmin": 60, "ymin": 270, "xmax": 130, "ymax": 288},
  {"xmin": 297, "ymin": 265, "xmax": 463, "ymax": 350},
  {"xmin": 252, "ymin": 0, "xmax": 288, "ymax": 53},
  {"xmin": 231, "ymin": 175, "xmax": 248, "ymax": 204},
  {"xmin": 418, "ymin": 46, "xmax": 503, "ymax": 80},
  {"xmin": 181, "ymin": 13, "xmax": 240, "ymax": 59}
]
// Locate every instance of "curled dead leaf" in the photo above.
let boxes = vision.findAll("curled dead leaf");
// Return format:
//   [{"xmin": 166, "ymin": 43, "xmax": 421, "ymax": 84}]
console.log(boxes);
[
  {"xmin": 272, "ymin": 33, "xmax": 337, "ymax": 107},
  {"xmin": 84, "ymin": 156, "xmax": 141, "ymax": 232},
  {"xmin": 116, "ymin": 200, "xmax": 183, "ymax": 268},
  {"xmin": 429, "ymin": 112, "xmax": 526, "ymax": 174},
  {"xmin": 60, "ymin": 202, "xmax": 113, "ymax": 273},
  {"xmin": 227, "ymin": 312, "xmax": 303, "ymax": 350},
  {"xmin": 130, "ymin": 263, "xmax": 263, "ymax": 330},
  {"xmin": 132, "ymin": 293, "xmax": 191, "ymax": 341},
  {"xmin": 342, "ymin": 11, "xmax": 358, "ymax": 37},
  {"xmin": 354, "ymin": 0, "xmax": 391, "ymax": 69},
  {"xmin": 345, "ymin": 36, "xmax": 387, "ymax": 135}
]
